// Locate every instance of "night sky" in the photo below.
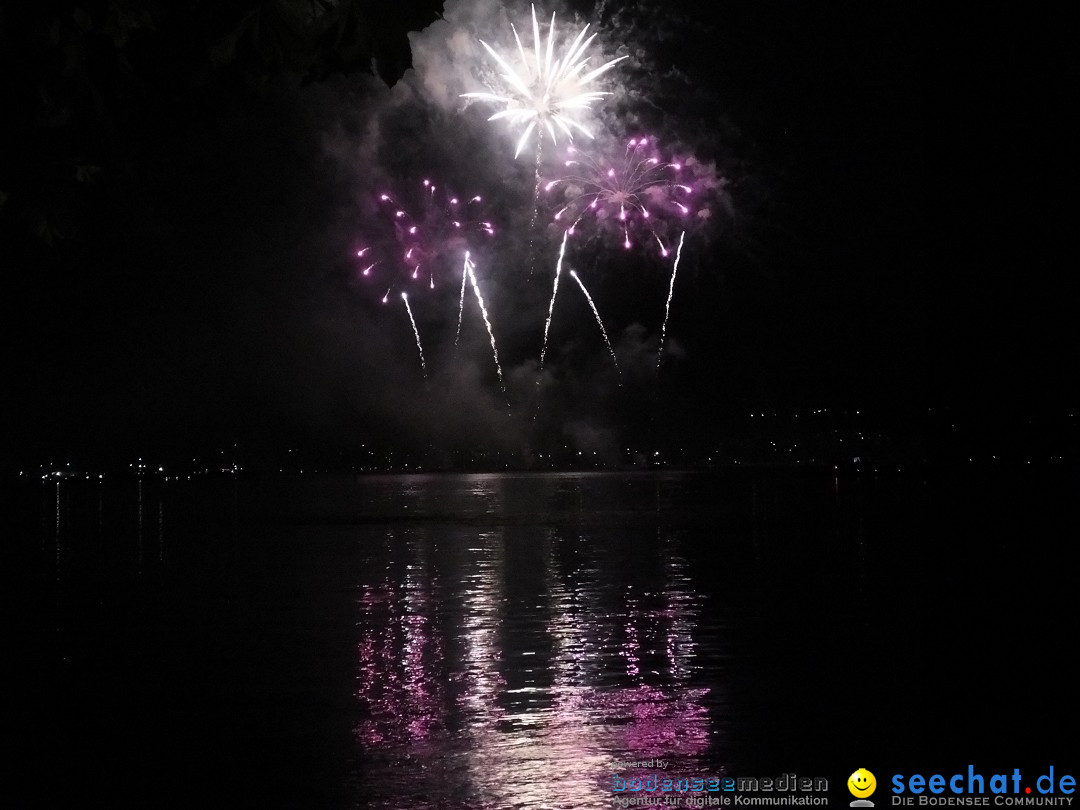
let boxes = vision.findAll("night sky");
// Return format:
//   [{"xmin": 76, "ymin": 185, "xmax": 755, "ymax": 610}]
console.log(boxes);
[{"xmin": 3, "ymin": 1, "xmax": 1073, "ymax": 467}]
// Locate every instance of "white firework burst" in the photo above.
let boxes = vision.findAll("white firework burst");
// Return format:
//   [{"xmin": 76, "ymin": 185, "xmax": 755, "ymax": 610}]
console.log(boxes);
[{"xmin": 462, "ymin": 5, "xmax": 627, "ymax": 158}]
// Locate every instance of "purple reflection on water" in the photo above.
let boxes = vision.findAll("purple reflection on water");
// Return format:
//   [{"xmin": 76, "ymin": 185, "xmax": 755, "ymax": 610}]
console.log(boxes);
[
  {"xmin": 354, "ymin": 567, "xmax": 447, "ymax": 747},
  {"xmin": 349, "ymin": 520, "xmax": 722, "ymax": 809}
]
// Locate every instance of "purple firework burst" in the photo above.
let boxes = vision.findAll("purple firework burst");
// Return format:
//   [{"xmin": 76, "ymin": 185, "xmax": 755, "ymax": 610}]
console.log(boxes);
[
  {"xmin": 358, "ymin": 177, "xmax": 494, "ymax": 300},
  {"xmin": 542, "ymin": 136, "xmax": 694, "ymax": 257}
]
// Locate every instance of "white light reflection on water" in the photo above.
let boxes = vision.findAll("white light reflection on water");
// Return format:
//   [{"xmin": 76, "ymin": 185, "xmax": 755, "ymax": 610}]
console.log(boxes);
[{"xmin": 350, "ymin": 476, "xmax": 719, "ymax": 809}]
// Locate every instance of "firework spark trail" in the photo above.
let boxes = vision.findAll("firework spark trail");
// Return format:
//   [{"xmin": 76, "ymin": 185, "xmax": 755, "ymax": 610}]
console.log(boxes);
[
  {"xmin": 462, "ymin": 5, "xmax": 627, "ymax": 159},
  {"xmin": 464, "ymin": 254, "xmax": 506, "ymax": 396},
  {"xmin": 539, "ymin": 230, "xmax": 569, "ymax": 370},
  {"xmin": 657, "ymin": 230, "xmax": 686, "ymax": 367},
  {"xmin": 354, "ymin": 247, "xmax": 380, "ymax": 278},
  {"xmin": 528, "ymin": 133, "xmax": 544, "ymax": 277},
  {"xmin": 532, "ymin": 132, "xmax": 544, "ymax": 207},
  {"xmin": 401, "ymin": 292, "xmax": 426, "ymax": 379},
  {"xmin": 455, "ymin": 253, "xmax": 469, "ymax": 346},
  {"xmin": 569, "ymin": 269, "xmax": 619, "ymax": 374}
]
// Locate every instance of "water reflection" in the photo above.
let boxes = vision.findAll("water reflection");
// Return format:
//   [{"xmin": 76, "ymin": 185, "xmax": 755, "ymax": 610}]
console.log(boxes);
[
  {"xmin": 39, "ymin": 478, "xmax": 174, "ymax": 587},
  {"xmin": 351, "ymin": 475, "xmax": 718, "ymax": 809},
  {"xmin": 355, "ymin": 532, "xmax": 449, "ymax": 749},
  {"xmin": 17, "ymin": 469, "xmax": 924, "ymax": 807},
  {"xmin": 137, "ymin": 479, "xmax": 144, "ymax": 573}
]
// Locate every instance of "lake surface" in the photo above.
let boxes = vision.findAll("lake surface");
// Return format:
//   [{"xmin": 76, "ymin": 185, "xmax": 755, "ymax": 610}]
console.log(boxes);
[{"xmin": 8, "ymin": 469, "xmax": 1077, "ymax": 808}]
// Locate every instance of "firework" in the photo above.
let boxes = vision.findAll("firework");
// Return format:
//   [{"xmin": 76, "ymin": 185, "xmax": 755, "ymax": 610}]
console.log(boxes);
[
  {"xmin": 544, "ymin": 137, "xmax": 693, "ymax": 256},
  {"xmin": 539, "ymin": 230, "xmax": 569, "ymax": 370},
  {"xmin": 401, "ymin": 292, "xmax": 426, "ymax": 379},
  {"xmin": 462, "ymin": 5, "xmax": 627, "ymax": 159},
  {"xmin": 354, "ymin": 246, "xmax": 380, "ymax": 279},
  {"xmin": 569, "ymin": 269, "xmax": 619, "ymax": 374},
  {"xmin": 455, "ymin": 254, "xmax": 469, "ymax": 347},
  {"xmin": 463, "ymin": 253, "xmax": 507, "ymax": 397},
  {"xmin": 657, "ymin": 231, "xmax": 686, "ymax": 367},
  {"xmin": 372, "ymin": 180, "xmax": 494, "ymax": 295}
]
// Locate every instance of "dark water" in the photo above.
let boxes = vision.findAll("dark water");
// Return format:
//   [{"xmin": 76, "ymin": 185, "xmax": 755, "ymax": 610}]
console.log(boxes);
[{"xmin": 7, "ymin": 470, "xmax": 1077, "ymax": 808}]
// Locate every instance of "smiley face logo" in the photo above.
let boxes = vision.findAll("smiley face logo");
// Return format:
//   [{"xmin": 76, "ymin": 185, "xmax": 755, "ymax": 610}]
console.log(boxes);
[{"xmin": 848, "ymin": 768, "xmax": 877, "ymax": 799}]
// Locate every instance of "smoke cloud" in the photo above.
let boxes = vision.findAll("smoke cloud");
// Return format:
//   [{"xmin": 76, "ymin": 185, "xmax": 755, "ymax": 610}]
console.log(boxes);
[{"xmin": 291, "ymin": 0, "xmax": 744, "ymax": 457}]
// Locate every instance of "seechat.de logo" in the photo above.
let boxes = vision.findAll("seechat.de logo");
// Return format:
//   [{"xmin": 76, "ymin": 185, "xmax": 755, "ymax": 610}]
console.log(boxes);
[{"xmin": 890, "ymin": 766, "xmax": 1076, "ymax": 806}]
